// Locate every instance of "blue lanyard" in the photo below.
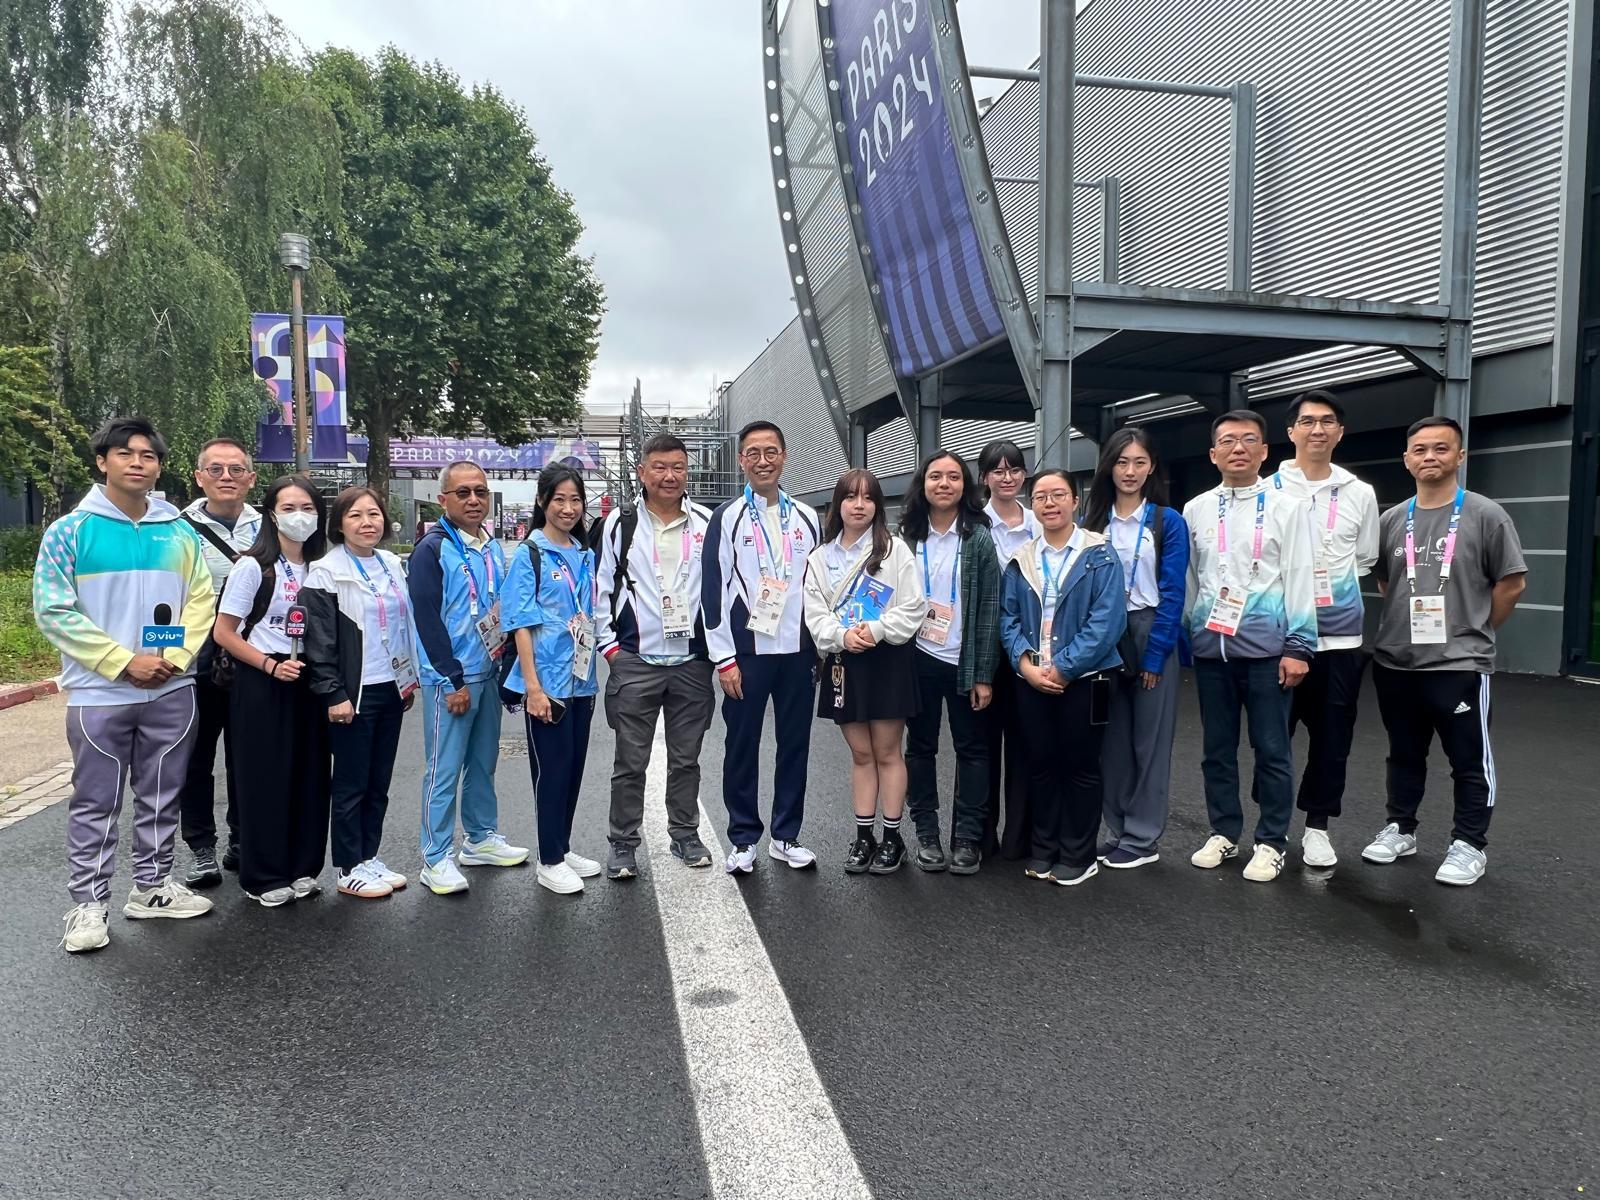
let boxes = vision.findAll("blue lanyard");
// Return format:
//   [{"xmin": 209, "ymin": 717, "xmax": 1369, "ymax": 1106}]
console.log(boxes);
[
  {"xmin": 920, "ymin": 536, "xmax": 960, "ymax": 607},
  {"xmin": 439, "ymin": 518, "xmax": 496, "ymax": 611},
  {"xmin": 1040, "ymin": 543, "xmax": 1074, "ymax": 608},
  {"xmin": 1123, "ymin": 502, "xmax": 1154, "ymax": 595},
  {"xmin": 352, "ymin": 553, "xmax": 404, "ymax": 646},
  {"xmin": 546, "ymin": 542, "xmax": 594, "ymax": 619},
  {"xmin": 744, "ymin": 485, "xmax": 793, "ymax": 582}
]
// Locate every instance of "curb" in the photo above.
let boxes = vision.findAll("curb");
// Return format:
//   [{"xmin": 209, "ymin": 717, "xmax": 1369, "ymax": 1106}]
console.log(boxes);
[{"xmin": 0, "ymin": 681, "xmax": 59, "ymax": 712}]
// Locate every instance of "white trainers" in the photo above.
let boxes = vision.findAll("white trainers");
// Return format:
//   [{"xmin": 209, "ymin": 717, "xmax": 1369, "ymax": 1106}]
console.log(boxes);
[
  {"xmin": 365, "ymin": 858, "xmax": 407, "ymax": 891},
  {"xmin": 337, "ymin": 864, "xmax": 393, "ymax": 898},
  {"xmin": 459, "ymin": 833, "xmax": 531, "ymax": 867},
  {"xmin": 563, "ymin": 851, "xmax": 602, "ymax": 879},
  {"xmin": 725, "ymin": 844, "xmax": 757, "ymax": 874},
  {"xmin": 768, "ymin": 840, "xmax": 817, "ymax": 869},
  {"xmin": 1242, "ymin": 844, "xmax": 1286, "ymax": 882},
  {"xmin": 1302, "ymin": 828, "xmax": 1338, "ymax": 868},
  {"xmin": 1190, "ymin": 834, "xmax": 1238, "ymax": 869},
  {"xmin": 62, "ymin": 902, "xmax": 110, "ymax": 953},
  {"xmin": 1434, "ymin": 840, "xmax": 1487, "ymax": 886},
  {"xmin": 1361, "ymin": 823, "xmax": 1418, "ymax": 864},
  {"xmin": 124, "ymin": 878, "xmax": 214, "ymax": 919},
  {"xmin": 420, "ymin": 857, "xmax": 470, "ymax": 895},
  {"xmin": 291, "ymin": 876, "xmax": 322, "ymax": 899},
  {"xmin": 537, "ymin": 861, "xmax": 586, "ymax": 894},
  {"xmin": 248, "ymin": 886, "xmax": 297, "ymax": 907}
]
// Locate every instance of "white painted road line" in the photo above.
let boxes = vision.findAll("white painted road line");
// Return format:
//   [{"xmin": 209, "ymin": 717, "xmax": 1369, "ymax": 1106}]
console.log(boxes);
[{"xmin": 640, "ymin": 721, "xmax": 872, "ymax": 1200}]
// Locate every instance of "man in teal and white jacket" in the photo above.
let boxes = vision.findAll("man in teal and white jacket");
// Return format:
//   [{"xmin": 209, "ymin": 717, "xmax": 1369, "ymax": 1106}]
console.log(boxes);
[{"xmin": 1182, "ymin": 409, "xmax": 1317, "ymax": 884}]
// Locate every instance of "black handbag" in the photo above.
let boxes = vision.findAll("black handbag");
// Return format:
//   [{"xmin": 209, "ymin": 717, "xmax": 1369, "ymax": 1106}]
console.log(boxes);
[{"xmin": 210, "ymin": 566, "xmax": 275, "ymax": 689}]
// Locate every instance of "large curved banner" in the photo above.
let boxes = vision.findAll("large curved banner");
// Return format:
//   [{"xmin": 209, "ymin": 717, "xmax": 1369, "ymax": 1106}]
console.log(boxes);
[{"xmin": 830, "ymin": 0, "xmax": 1004, "ymax": 377}]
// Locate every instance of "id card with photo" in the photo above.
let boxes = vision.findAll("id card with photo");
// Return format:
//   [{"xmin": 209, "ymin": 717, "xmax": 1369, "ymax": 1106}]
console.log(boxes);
[
  {"xmin": 661, "ymin": 590, "xmax": 693, "ymax": 639},
  {"xmin": 1408, "ymin": 594, "xmax": 1447, "ymax": 645},
  {"xmin": 391, "ymin": 654, "xmax": 419, "ymax": 699},
  {"xmin": 747, "ymin": 576, "xmax": 788, "ymax": 637},
  {"xmin": 475, "ymin": 601, "xmax": 507, "ymax": 657},
  {"xmin": 570, "ymin": 614, "xmax": 596, "ymax": 678},
  {"xmin": 920, "ymin": 601, "xmax": 953, "ymax": 646},
  {"xmin": 1204, "ymin": 590, "xmax": 1246, "ymax": 637}
]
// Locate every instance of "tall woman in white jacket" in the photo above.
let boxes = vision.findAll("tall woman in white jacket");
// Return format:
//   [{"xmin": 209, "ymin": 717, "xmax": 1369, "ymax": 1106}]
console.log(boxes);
[{"xmin": 803, "ymin": 469, "xmax": 928, "ymax": 874}]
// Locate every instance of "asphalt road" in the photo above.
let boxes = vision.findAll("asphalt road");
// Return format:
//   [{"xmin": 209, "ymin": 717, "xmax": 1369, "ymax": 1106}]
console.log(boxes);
[{"xmin": 2, "ymin": 670, "xmax": 1595, "ymax": 1199}]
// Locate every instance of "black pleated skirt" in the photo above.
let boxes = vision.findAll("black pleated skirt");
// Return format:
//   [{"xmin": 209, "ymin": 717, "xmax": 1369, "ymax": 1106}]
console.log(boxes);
[{"xmin": 816, "ymin": 636, "xmax": 921, "ymax": 724}]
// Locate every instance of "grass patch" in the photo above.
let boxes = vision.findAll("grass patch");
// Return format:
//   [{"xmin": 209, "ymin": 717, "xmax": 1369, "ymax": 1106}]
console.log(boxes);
[{"xmin": 0, "ymin": 570, "xmax": 57, "ymax": 685}]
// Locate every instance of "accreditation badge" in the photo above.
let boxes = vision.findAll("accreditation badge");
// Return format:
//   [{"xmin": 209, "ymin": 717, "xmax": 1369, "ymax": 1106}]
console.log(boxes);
[
  {"xmin": 1204, "ymin": 589, "xmax": 1246, "ymax": 637},
  {"xmin": 746, "ymin": 576, "xmax": 788, "ymax": 637},
  {"xmin": 660, "ymin": 589, "xmax": 693, "ymax": 639},
  {"xmin": 475, "ymin": 600, "xmax": 507, "ymax": 657},
  {"xmin": 392, "ymin": 653, "xmax": 419, "ymax": 699},
  {"xmin": 1408, "ymin": 594, "xmax": 1447, "ymax": 645},
  {"xmin": 919, "ymin": 601, "xmax": 953, "ymax": 646},
  {"xmin": 1313, "ymin": 566, "xmax": 1334, "ymax": 608},
  {"xmin": 570, "ymin": 614, "xmax": 596, "ymax": 679}
]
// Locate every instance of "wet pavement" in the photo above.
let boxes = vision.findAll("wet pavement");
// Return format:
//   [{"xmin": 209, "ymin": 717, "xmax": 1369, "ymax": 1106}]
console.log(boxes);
[{"xmin": 2, "ymin": 670, "xmax": 1595, "ymax": 1198}]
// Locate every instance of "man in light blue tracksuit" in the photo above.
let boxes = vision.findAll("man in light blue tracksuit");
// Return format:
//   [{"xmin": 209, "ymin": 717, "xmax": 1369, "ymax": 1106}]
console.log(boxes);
[{"xmin": 408, "ymin": 460, "xmax": 529, "ymax": 895}]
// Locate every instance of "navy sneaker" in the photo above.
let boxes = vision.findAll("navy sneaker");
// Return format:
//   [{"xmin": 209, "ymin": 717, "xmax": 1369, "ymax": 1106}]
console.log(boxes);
[{"xmin": 1103, "ymin": 847, "xmax": 1159, "ymax": 870}]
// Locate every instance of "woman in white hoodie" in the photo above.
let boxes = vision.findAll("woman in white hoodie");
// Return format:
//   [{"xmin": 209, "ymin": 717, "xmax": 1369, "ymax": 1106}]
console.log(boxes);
[{"xmin": 803, "ymin": 469, "xmax": 928, "ymax": 874}]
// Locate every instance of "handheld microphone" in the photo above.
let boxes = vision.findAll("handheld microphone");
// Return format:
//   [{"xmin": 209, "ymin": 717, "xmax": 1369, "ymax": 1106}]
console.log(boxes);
[
  {"xmin": 285, "ymin": 605, "xmax": 307, "ymax": 662},
  {"xmin": 153, "ymin": 604, "xmax": 172, "ymax": 658}
]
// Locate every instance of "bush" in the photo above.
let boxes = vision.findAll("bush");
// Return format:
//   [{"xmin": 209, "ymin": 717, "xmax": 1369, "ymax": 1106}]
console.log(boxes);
[
  {"xmin": 0, "ymin": 570, "xmax": 56, "ymax": 684},
  {"xmin": 0, "ymin": 525, "xmax": 42, "ymax": 572}
]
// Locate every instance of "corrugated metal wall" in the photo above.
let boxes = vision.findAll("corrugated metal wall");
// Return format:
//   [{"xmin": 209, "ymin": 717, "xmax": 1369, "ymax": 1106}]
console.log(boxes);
[{"xmin": 723, "ymin": 317, "xmax": 849, "ymax": 497}]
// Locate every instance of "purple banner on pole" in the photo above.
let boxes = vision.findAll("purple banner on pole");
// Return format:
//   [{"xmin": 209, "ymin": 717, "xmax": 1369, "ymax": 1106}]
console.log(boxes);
[
  {"xmin": 830, "ymin": 0, "xmax": 1004, "ymax": 377},
  {"xmin": 252, "ymin": 313, "xmax": 349, "ymax": 462}
]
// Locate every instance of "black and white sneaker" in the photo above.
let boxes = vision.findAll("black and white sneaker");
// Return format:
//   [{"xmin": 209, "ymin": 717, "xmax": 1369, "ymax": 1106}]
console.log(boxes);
[{"xmin": 184, "ymin": 848, "xmax": 222, "ymax": 889}]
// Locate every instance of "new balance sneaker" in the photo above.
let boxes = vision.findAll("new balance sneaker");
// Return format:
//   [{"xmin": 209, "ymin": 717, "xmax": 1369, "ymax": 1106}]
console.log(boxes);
[
  {"xmin": 563, "ymin": 851, "xmax": 602, "ymax": 879},
  {"xmin": 459, "ymin": 833, "xmax": 530, "ymax": 867},
  {"xmin": 1361, "ymin": 823, "xmax": 1418, "ymax": 865},
  {"xmin": 948, "ymin": 838, "xmax": 981, "ymax": 875},
  {"xmin": 768, "ymin": 840, "xmax": 817, "ymax": 869},
  {"xmin": 184, "ymin": 848, "xmax": 222, "ymax": 889},
  {"xmin": 1024, "ymin": 859, "xmax": 1055, "ymax": 880},
  {"xmin": 538, "ymin": 861, "xmax": 585, "ymax": 894},
  {"xmin": 1434, "ymin": 840, "xmax": 1487, "ymax": 887},
  {"xmin": 62, "ymin": 902, "xmax": 110, "ymax": 953},
  {"xmin": 607, "ymin": 841, "xmax": 639, "ymax": 880},
  {"xmin": 1242, "ymin": 844, "xmax": 1286, "ymax": 882},
  {"xmin": 291, "ymin": 876, "xmax": 322, "ymax": 900},
  {"xmin": 337, "ymin": 864, "xmax": 393, "ymax": 899},
  {"xmin": 1190, "ymin": 834, "xmax": 1238, "ymax": 869},
  {"xmin": 420, "ymin": 858, "xmax": 470, "ymax": 895},
  {"xmin": 670, "ymin": 836, "xmax": 712, "ymax": 869},
  {"xmin": 365, "ymin": 858, "xmax": 407, "ymax": 891},
  {"xmin": 1052, "ymin": 861, "xmax": 1098, "ymax": 887},
  {"xmin": 1103, "ymin": 847, "xmax": 1159, "ymax": 870},
  {"xmin": 124, "ymin": 878, "xmax": 214, "ymax": 919},
  {"xmin": 247, "ymin": 886, "xmax": 297, "ymax": 907},
  {"xmin": 845, "ymin": 833, "xmax": 877, "ymax": 874},
  {"xmin": 914, "ymin": 835, "xmax": 947, "ymax": 873},
  {"xmin": 1301, "ymin": 828, "xmax": 1338, "ymax": 868},
  {"xmin": 725, "ymin": 844, "xmax": 757, "ymax": 874}
]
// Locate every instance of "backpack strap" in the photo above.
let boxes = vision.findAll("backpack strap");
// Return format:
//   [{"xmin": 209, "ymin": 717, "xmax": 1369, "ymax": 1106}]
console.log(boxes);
[
  {"xmin": 1149, "ymin": 503, "xmax": 1166, "ymax": 572},
  {"xmin": 613, "ymin": 509, "xmax": 639, "ymax": 610},
  {"xmin": 183, "ymin": 513, "xmax": 242, "ymax": 564}
]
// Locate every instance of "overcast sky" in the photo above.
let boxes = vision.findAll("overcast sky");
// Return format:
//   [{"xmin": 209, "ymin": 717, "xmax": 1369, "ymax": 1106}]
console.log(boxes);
[{"xmin": 257, "ymin": 0, "xmax": 1042, "ymax": 415}]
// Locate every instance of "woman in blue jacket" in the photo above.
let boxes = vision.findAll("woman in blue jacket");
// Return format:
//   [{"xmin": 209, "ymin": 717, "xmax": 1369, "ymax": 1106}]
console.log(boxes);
[
  {"xmin": 999, "ymin": 468, "xmax": 1127, "ymax": 887},
  {"xmin": 502, "ymin": 465, "xmax": 602, "ymax": 896},
  {"xmin": 1081, "ymin": 428, "xmax": 1190, "ymax": 869}
]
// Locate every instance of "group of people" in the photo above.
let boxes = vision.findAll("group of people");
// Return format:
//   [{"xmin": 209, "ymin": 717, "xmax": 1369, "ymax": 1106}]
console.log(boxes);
[{"xmin": 32, "ymin": 389, "xmax": 1526, "ymax": 954}]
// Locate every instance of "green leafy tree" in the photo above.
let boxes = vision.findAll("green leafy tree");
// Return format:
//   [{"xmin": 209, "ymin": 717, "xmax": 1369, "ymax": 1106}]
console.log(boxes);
[{"xmin": 0, "ymin": 345, "xmax": 89, "ymax": 506}]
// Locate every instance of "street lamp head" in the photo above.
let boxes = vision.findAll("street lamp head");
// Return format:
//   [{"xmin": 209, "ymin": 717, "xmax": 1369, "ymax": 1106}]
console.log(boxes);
[{"xmin": 277, "ymin": 232, "xmax": 312, "ymax": 271}]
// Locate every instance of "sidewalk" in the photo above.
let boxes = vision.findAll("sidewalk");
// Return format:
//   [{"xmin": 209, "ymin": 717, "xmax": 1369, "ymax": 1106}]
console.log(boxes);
[{"xmin": 0, "ymin": 693, "xmax": 72, "ymax": 829}]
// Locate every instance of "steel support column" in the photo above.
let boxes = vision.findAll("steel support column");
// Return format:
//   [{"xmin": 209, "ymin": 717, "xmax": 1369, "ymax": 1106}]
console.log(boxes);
[
  {"xmin": 917, "ymin": 374, "xmax": 943, "ymax": 457},
  {"xmin": 1036, "ymin": 0, "xmax": 1078, "ymax": 469},
  {"xmin": 848, "ymin": 412, "xmax": 868, "ymax": 468},
  {"xmin": 1227, "ymin": 83, "xmax": 1257, "ymax": 291}
]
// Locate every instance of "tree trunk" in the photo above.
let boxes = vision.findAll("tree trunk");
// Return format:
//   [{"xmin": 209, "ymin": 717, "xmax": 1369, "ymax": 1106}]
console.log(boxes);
[
  {"xmin": 365, "ymin": 398, "xmax": 392, "ymax": 515},
  {"xmin": 43, "ymin": 315, "xmax": 71, "ymax": 523}
]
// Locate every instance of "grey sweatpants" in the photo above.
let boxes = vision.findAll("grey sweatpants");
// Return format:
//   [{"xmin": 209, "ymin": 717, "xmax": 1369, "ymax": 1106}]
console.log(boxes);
[
  {"xmin": 603, "ymin": 651, "xmax": 714, "ymax": 847},
  {"xmin": 1100, "ymin": 607, "xmax": 1179, "ymax": 855},
  {"xmin": 65, "ymin": 686, "xmax": 197, "ymax": 903}
]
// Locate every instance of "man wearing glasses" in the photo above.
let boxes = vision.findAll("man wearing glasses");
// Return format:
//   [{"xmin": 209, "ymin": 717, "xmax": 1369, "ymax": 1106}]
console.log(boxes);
[
  {"xmin": 1270, "ymin": 391, "xmax": 1378, "ymax": 869},
  {"xmin": 702, "ymin": 421, "xmax": 821, "ymax": 874},
  {"xmin": 176, "ymin": 438, "xmax": 261, "ymax": 886},
  {"xmin": 408, "ymin": 460, "xmax": 528, "ymax": 895},
  {"xmin": 1183, "ymin": 409, "xmax": 1317, "ymax": 883}
]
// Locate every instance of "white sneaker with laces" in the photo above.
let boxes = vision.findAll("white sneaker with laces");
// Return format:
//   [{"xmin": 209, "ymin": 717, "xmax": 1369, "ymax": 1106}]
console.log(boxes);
[
  {"xmin": 338, "ymin": 864, "xmax": 393, "ymax": 898},
  {"xmin": 291, "ymin": 876, "xmax": 322, "ymax": 899},
  {"xmin": 1302, "ymin": 828, "xmax": 1338, "ymax": 868},
  {"xmin": 1190, "ymin": 834, "xmax": 1238, "ymax": 869},
  {"xmin": 420, "ymin": 857, "xmax": 470, "ymax": 895},
  {"xmin": 1434, "ymin": 840, "xmax": 1487, "ymax": 886},
  {"xmin": 1242, "ymin": 844, "xmax": 1286, "ymax": 882},
  {"xmin": 248, "ymin": 886, "xmax": 297, "ymax": 907},
  {"xmin": 537, "ymin": 861, "xmax": 586, "ymax": 894},
  {"xmin": 459, "ymin": 833, "xmax": 530, "ymax": 867},
  {"xmin": 563, "ymin": 851, "xmax": 602, "ymax": 878},
  {"xmin": 365, "ymin": 858, "xmax": 407, "ymax": 890},
  {"xmin": 725, "ymin": 844, "xmax": 757, "ymax": 874},
  {"xmin": 62, "ymin": 902, "xmax": 110, "ymax": 953},
  {"xmin": 124, "ymin": 878, "xmax": 214, "ymax": 919},
  {"xmin": 768, "ymin": 840, "xmax": 817, "ymax": 869},
  {"xmin": 1361, "ymin": 823, "xmax": 1418, "ymax": 864}
]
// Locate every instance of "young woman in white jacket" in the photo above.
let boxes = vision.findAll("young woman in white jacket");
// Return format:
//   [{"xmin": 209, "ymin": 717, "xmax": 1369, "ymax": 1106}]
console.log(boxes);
[{"xmin": 803, "ymin": 469, "xmax": 928, "ymax": 874}]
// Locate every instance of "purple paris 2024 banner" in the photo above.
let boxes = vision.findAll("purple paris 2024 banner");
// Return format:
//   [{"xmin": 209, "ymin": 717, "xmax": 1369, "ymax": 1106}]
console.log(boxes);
[
  {"xmin": 829, "ymin": 0, "xmax": 1004, "ymax": 378},
  {"xmin": 252, "ymin": 313, "xmax": 348, "ymax": 463}
]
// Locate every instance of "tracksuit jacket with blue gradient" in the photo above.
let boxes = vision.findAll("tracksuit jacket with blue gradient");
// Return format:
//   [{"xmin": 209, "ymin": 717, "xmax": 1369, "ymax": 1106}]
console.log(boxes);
[
  {"xmin": 1182, "ymin": 478, "xmax": 1318, "ymax": 663},
  {"xmin": 1270, "ymin": 461, "xmax": 1379, "ymax": 652},
  {"xmin": 406, "ymin": 521, "xmax": 509, "ymax": 690}
]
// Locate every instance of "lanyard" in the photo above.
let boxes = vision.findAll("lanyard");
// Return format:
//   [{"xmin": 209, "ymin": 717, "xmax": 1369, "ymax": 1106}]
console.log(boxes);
[
  {"xmin": 1040, "ymin": 541, "xmax": 1075, "ymax": 608},
  {"xmin": 744, "ymin": 486, "xmax": 794, "ymax": 582},
  {"xmin": 829, "ymin": 539, "xmax": 872, "ymax": 620},
  {"xmin": 651, "ymin": 511, "xmax": 694, "ymax": 596},
  {"xmin": 276, "ymin": 555, "xmax": 300, "ymax": 600},
  {"xmin": 548, "ymin": 544, "xmax": 595, "ymax": 619},
  {"xmin": 1217, "ymin": 490, "xmax": 1266, "ymax": 576},
  {"xmin": 352, "ymin": 553, "xmax": 404, "ymax": 649},
  {"xmin": 921, "ymin": 536, "xmax": 960, "ymax": 607},
  {"xmin": 440, "ymin": 518, "xmax": 496, "ymax": 613},
  {"xmin": 1405, "ymin": 489, "xmax": 1464, "ymax": 594},
  {"xmin": 1122, "ymin": 502, "xmax": 1154, "ymax": 596}
]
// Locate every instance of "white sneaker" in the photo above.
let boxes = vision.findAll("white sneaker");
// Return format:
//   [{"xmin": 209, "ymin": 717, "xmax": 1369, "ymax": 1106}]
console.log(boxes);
[
  {"xmin": 1190, "ymin": 834, "xmax": 1238, "ymax": 869},
  {"xmin": 365, "ymin": 858, "xmax": 408, "ymax": 891},
  {"xmin": 459, "ymin": 833, "xmax": 530, "ymax": 867},
  {"xmin": 563, "ymin": 851, "xmax": 602, "ymax": 879},
  {"xmin": 1301, "ymin": 828, "xmax": 1338, "ymax": 868},
  {"xmin": 1434, "ymin": 840, "xmax": 1487, "ymax": 886},
  {"xmin": 124, "ymin": 878, "xmax": 214, "ymax": 919},
  {"xmin": 725, "ymin": 844, "xmax": 757, "ymax": 874},
  {"xmin": 1242, "ymin": 844, "xmax": 1286, "ymax": 882},
  {"xmin": 337, "ymin": 864, "xmax": 393, "ymax": 898},
  {"xmin": 248, "ymin": 886, "xmax": 297, "ymax": 907},
  {"xmin": 420, "ymin": 857, "xmax": 470, "ymax": 895},
  {"xmin": 768, "ymin": 839, "xmax": 817, "ymax": 869},
  {"xmin": 1361, "ymin": 823, "xmax": 1418, "ymax": 864},
  {"xmin": 537, "ymin": 861, "xmax": 585, "ymax": 894},
  {"xmin": 291, "ymin": 876, "xmax": 322, "ymax": 899},
  {"xmin": 62, "ymin": 902, "xmax": 110, "ymax": 953}
]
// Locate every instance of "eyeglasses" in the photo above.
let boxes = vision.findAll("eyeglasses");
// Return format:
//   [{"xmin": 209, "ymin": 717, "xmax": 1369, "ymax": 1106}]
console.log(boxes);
[
  {"xmin": 988, "ymin": 465, "xmax": 1025, "ymax": 478},
  {"xmin": 741, "ymin": 447, "xmax": 784, "ymax": 463},
  {"xmin": 1214, "ymin": 435, "xmax": 1263, "ymax": 449},
  {"xmin": 445, "ymin": 487, "xmax": 492, "ymax": 501},
  {"xmin": 200, "ymin": 464, "xmax": 253, "ymax": 479},
  {"xmin": 1031, "ymin": 490, "xmax": 1074, "ymax": 506},
  {"xmin": 1293, "ymin": 416, "xmax": 1341, "ymax": 430}
]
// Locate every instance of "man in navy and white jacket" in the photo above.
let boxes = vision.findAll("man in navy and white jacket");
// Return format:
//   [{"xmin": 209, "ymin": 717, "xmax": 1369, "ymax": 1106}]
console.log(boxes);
[
  {"xmin": 595, "ymin": 433, "xmax": 717, "ymax": 881},
  {"xmin": 701, "ymin": 421, "xmax": 821, "ymax": 874}
]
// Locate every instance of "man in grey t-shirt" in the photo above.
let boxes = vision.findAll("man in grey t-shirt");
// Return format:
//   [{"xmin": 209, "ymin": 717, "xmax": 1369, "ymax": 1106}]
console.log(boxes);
[{"xmin": 1363, "ymin": 417, "xmax": 1527, "ymax": 886}]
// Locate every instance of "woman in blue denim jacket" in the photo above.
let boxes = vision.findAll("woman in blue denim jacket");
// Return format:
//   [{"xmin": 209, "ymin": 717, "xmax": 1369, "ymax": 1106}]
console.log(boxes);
[
  {"xmin": 503, "ymin": 465, "xmax": 602, "ymax": 896},
  {"xmin": 999, "ymin": 468, "xmax": 1127, "ymax": 887}
]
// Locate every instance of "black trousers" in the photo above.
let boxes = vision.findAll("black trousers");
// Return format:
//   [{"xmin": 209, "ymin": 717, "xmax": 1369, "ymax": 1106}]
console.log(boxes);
[
  {"xmin": 230, "ymin": 661, "xmax": 331, "ymax": 893},
  {"xmin": 1372, "ymin": 664, "xmax": 1496, "ymax": 850},
  {"xmin": 984, "ymin": 663, "xmax": 1030, "ymax": 859},
  {"xmin": 178, "ymin": 673, "xmax": 238, "ymax": 852},
  {"xmin": 329, "ymin": 682, "xmax": 404, "ymax": 871},
  {"xmin": 905, "ymin": 653, "xmax": 990, "ymax": 844},
  {"xmin": 1289, "ymin": 647, "xmax": 1369, "ymax": 828},
  {"xmin": 1013, "ymin": 674, "xmax": 1107, "ymax": 870}
]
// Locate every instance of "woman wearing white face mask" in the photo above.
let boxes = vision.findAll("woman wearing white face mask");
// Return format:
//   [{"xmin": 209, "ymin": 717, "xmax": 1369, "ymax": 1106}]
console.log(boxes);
[{"xmin": 212, "ymin": 475, "xmax": 333, "ymax": 908}]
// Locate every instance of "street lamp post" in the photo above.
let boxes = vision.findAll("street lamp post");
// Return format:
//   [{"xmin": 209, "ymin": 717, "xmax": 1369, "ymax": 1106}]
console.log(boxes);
[{"xmin": 277, "ymin": 232, "xmax": 312, "ymax": 475}]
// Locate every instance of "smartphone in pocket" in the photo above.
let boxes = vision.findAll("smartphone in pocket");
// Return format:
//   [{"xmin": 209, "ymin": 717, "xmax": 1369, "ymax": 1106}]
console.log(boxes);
[{"xmin": 1089, "ymin": 673, "xmax": 1112, "ymax": 727}]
